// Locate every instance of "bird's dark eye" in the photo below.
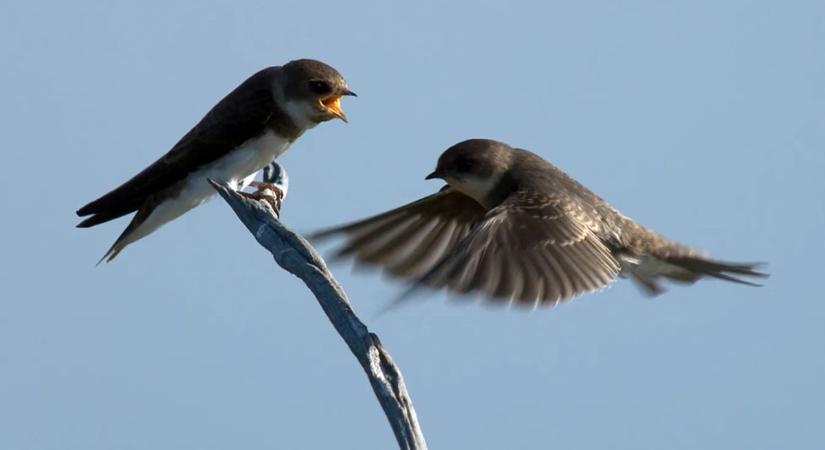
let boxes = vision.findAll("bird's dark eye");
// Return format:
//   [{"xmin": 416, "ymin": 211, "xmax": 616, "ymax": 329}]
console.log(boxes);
[
  {"xmin": 455, "ymin": 158, "xmax": 473, "ymax": 172},
  {"xmin": 308, "ymin": 80, "xmax": 332, "ymax": 95}
]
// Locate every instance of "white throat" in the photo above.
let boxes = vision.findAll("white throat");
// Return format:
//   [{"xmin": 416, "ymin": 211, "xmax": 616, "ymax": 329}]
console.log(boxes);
[
  {"xmin": 282, "ymin": 98, "xmax": 319, "ymax": 130},
  {"xmin": 447, "ymin": 173, "xmax": 503, "ymax": 207}
]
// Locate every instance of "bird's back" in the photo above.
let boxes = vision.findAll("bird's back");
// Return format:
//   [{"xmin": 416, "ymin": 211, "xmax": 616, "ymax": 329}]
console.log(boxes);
[{"xmin": 509, "ymin": 148, "xmax": 701, "ymax": 259}]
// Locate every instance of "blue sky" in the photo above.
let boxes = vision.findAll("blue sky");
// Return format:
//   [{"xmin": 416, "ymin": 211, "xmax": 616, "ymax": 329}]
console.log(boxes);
[{"xmin": 1, "ymin": 1, "xmax": 823, "ymax": 449}]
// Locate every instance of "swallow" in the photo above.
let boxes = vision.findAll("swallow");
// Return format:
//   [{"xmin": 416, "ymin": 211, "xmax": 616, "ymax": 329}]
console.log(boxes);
[
  {"xmin": 311, "ymin": 139, "xmax": 767, "ymax": 307},
  {"xmin": 76, "ymin": 59, "xmax": 355, "ymax": 262}
]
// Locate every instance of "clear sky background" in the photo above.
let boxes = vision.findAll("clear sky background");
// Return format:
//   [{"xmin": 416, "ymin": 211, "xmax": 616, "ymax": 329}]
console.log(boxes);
[{"xmin": 1, "ymin": 1, "xmax": 822, "ymax": 449}]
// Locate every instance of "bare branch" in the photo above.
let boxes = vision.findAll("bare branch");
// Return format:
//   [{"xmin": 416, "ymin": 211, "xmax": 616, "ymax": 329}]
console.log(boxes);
[{"xmin": 209, "ymin": 173, "xmax": 427, "ymax": 450}]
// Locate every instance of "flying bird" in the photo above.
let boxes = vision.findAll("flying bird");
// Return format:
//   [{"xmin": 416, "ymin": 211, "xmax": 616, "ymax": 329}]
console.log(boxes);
[
  {"xmin": 311, "ymin": 139, "xmax": 767, "ymax": 307},
  {"xmin": 76, "ymin": 59, "xmax": 355, "ymax": 262}
]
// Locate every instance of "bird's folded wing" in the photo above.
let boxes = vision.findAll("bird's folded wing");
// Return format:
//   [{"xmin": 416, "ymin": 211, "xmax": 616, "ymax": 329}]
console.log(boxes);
[
  {"xmin": 410, "ymin": 191, "xmax": 622, "ymax": 306},
  {"xmin": 309, "ymin": 187, "xmax": 487, "ymax": 278},
  {"xmin": 76, "ymin": 68, "xmax": 278, "ymax": 227}
]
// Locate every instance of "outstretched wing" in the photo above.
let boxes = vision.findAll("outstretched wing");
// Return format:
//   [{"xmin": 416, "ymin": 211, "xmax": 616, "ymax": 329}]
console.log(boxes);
[
  {"xmin": 76, "ymin": 67, "xmax": 279, "ymax": 227},
  {"xmin": 310, "ymin": 187, "xmax": 487, "ymax": 278},
  {"xmin": 409, "ymin": 191, "xmax": 621, "ymax": 307}
]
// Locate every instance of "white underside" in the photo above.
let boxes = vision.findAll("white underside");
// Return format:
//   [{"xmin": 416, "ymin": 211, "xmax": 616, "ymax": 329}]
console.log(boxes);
[
  {"xmin": 617, "ymin": 253, "xmax": 698, "ymax": 295},
  {"xmin": 117, "ymin": 130, "xmax": 291, "ymax": 250},
  {"xmin": 447, "ymin": 173, "xmax": 503, "ymax": 208},
  {"xmin": 619, "ymin": 254, "xmax": 686, "ymax": 278}
]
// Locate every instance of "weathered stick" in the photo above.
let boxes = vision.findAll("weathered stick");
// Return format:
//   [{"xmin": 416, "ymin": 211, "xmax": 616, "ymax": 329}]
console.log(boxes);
[{"xmin": 208, "ymin": 169, "xmax": 427, "ymax": 450}]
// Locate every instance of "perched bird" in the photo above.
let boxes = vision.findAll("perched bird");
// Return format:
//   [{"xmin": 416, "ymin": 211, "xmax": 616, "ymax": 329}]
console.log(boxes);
[
  {"xmin": 311, "ymin": 139, "xmax": 766, "ymax": 307},
  {"xmin": 76, "ymin": 59, "xmax": 355, "ymax": 262}
]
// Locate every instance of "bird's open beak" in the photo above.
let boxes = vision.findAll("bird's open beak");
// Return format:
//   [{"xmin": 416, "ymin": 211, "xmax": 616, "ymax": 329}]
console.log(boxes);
[
  {"xmin": 321, "ymin": 95, "xmax": 349, "ymax": 123},
  {"xmin": 425, "ymin": 170, "xmax": 443, "ymax": 180},
  {"xmin": 321, "ymin": 89, "xmax": 356, "ymax": 123}
]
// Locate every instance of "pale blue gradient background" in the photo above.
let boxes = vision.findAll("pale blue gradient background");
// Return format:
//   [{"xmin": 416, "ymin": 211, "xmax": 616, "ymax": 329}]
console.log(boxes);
[{"xmin": 1, "ymin": 1, "xmax": 822, "ymax": 449}]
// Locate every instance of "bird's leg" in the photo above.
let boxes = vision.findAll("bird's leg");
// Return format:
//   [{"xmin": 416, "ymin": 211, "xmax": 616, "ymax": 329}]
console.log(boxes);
[
  {"xmin": 251, "ymin": 180, "xmax": 286, "ymax": 211},
  {"xmin": 235, "ymin": 161, "xmax": 289, "ymax": 216},
  {"xmin": 237, "ymin": 181, "xmax": 285, "ymax": 216}
]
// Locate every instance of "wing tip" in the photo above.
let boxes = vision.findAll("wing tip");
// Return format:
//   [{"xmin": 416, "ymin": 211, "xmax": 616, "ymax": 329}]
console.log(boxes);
[
  {"xmin": 76, "ymin": 217, "xmax": 95, "ymax": 228},
  {"xmin": 76, "ymin": 213, "xmax": 110, "ymax": 228},
  {"xmin": 76, "ymin": 198, "xmax": 101, "ymax": 217}
]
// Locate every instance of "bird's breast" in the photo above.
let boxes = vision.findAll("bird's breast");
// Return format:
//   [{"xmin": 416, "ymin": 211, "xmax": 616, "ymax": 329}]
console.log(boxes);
[{"xmin": 180, "ymin": 129, "xmax": 292, "ymax": 203}]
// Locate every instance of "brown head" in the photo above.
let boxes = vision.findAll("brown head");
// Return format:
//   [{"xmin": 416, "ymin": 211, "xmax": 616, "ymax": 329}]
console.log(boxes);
[
  {"xmin": 279, "ymin": 59, "xmax": 356, "ymax": 126},
  {"xmin": 426, "ymin": 139, "xmax": 516, "ymax": 206}
]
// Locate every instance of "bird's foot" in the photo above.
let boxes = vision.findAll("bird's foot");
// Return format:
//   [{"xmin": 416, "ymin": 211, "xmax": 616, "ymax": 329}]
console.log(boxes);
[{"xmin": 240, "ymin": 181, "xmax": 285, "ymax": 216}]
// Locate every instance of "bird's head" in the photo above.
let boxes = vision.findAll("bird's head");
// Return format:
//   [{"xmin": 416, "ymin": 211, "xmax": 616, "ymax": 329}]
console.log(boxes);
[
  {"xmin": 426, "ymin": 139, "xmax": 515, "ymax": 206},
  {"xmin": 280, "ymin": 59, "xmax": 356, "ymax": 127}
]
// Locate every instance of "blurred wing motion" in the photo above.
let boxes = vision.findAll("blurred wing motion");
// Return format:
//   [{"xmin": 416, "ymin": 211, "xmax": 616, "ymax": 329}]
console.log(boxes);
[
  {"xmin": 406, "ymin": 191, "xmax": 621, "ymax": 306},
  {"xmin": 312, "ymin": 189, "xmax": 622, "ymax": 306},
  {"xmin": 310, "ymin": 187, "xmax": 485, "ymax": 278}
]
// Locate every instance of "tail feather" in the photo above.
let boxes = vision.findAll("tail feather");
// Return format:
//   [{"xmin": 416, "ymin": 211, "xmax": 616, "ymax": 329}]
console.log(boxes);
[
  {"xmin": 76, "ymin": 186, "xmax": 148, "ymax": 228},
  {"xmin": 95, "ymin": 219, "xmax": 138, "ymax": 264},
  {"xmin": 620, "ymin": 251, "xmax": 768, "ymax": 296},
  {"xmin": 664, "ymin": 256, "xmax": 768, "ymax": 287},
  {"xmin": 97, "ymin": 242, "xmax": 123, "ymax": 265},
  {"xmin": 92, "ymin": 197, "xmax": 164, "ymax": 264},
  {"xmin": 77, "ymin": 209, "xmax": 134, "ymax": 228}
]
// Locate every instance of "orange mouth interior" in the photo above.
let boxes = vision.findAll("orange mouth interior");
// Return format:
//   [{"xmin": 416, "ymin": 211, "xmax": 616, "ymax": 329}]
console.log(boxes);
[
  {"xmin": 322, "ymin": 96, "xmax": 342, "ymax": 110},
  {"xmin": 320, "ymin": 95, "xmax": 346, "ymax": 121}
]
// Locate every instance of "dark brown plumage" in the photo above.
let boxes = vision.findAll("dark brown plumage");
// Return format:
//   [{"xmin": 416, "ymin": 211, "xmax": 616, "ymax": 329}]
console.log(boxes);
[
  {"xmin": 76, "ymin": 59, "xmax": 354, "ymax": 262},
  {"xmin": 311, "ymin": 139, "xmax": 767, "ymax": 307},
  {"xmin": 76, "ymin": 66, "xmax": 284, "ymax": 228}
]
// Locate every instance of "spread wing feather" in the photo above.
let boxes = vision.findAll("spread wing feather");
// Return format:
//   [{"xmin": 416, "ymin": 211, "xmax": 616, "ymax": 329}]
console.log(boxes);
[
  {"xmin": 406, "ymin": 191, "xmax": 621, "ymax": 305},
  {"xmin": 310, "ymin": 187, "xmax": 486, "ymax": 279},
  {"xmin": 313, "ymin": 189, "xmax": 622, "ymax": 306}
]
